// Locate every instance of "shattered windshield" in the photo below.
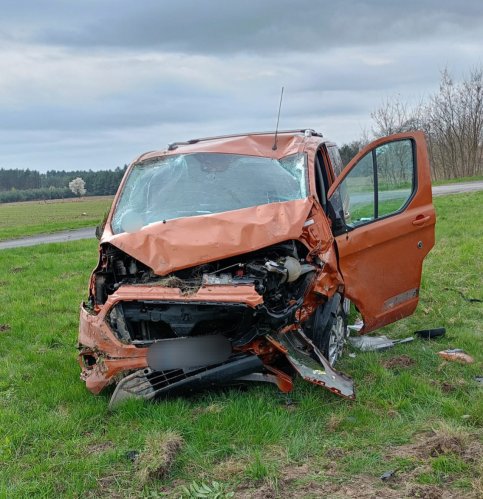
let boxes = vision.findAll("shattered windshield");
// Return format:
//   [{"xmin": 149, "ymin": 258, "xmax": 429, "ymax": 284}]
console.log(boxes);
[{"xmin": 111, "ymin": 152, "xmax": 307, "ymax": 233}]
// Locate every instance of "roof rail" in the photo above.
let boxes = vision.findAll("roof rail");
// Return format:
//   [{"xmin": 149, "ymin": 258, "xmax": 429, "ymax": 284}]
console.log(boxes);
[{"xmin": 167, "ymin": 129, "xmax": 323, "ymax": 151}]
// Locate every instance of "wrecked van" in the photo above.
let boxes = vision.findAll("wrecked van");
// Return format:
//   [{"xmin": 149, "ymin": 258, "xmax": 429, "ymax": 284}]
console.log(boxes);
[{"xmin": 78, "ymin": 130, "xmax": 435, "ymax": 406}]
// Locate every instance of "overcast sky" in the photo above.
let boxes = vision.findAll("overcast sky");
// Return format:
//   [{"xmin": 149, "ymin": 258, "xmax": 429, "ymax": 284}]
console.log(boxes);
[{"xmin": 1, "ymin": 0, "xmax": 483, "ymax": 172}]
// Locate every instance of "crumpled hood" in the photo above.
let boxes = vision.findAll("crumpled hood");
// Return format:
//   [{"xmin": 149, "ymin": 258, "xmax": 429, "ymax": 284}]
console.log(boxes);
[{"xmin": 101, "ymin": 198, "xmax": 314, "ymax": 276}]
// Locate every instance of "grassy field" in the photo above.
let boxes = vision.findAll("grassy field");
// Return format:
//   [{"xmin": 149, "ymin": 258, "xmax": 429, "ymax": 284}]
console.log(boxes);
[
  {"xmin": 0, "ymin": 192, "xmax": 481, "ymax": 498},
  {"xmin": 0, "ymin": 196, "xmax": 112, "ymax": 241},
  {"xmin": 432, "ymin": 174, "xmax": 483, "ymax": 185}
]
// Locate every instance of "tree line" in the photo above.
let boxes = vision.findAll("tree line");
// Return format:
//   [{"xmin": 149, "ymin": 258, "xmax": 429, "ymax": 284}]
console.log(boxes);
[
  {"xmin": 339, "ymin": 67, "xmax": 483, "ymax": 181},
  {"xmin": 0, "ymin": 166, "xmax": 127, "ymax": 203}
]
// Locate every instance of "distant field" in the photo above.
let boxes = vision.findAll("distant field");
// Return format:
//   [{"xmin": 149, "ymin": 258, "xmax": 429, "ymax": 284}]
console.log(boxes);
[
  {"xmin": 0, "ymin": 196, "xmax": 113, "ymax": 241},
  {"xmin": 0, "ymin": 192, "xmax": 481, "ymax": 497},
  {"xmin": 432, "ymin": 174, "xmax": 483, "ymax": 185}
]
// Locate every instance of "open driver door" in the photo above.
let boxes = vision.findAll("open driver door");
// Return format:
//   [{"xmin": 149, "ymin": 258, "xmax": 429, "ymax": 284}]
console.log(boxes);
[{"xmin": 327, "ymin": 131, "xmax": 435, "ymax": 333}]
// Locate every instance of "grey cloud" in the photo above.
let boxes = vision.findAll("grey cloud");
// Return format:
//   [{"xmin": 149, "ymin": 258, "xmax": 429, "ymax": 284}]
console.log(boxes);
[{"xmin": 2, "ymin": 1, "xmax": 483, "ymax": 55}]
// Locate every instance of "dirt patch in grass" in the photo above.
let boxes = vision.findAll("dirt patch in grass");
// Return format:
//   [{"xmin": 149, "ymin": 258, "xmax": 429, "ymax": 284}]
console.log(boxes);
[
  {"xmin": 326, "ymin": 413, "xmax": 345, "ymax": 432},
  {"xmin": 382, "ymin": 355, "xmax": 416, "ymax": 369},
  {"xmin": 192, "ymin": 402, "xmax": 225, "ymax": 416},
  {"xmin": 406, "ymin": 485, "xmax": 447, "ymax": 498},
  {"xmin": 88, "ymin": 441, "xmax": 114, "ymax": 455},
  {"xmin": 236, "ymin": 428, "xmax": 482, "ymax": 498},
  {"xmin": 385, "ymin": 429, "xmax": 481, "ymax": 462},
  {"xmin": 237, "ymin": 464, "xmax": 475, "ymax": 498},
  {"xmin": 212, "ymin": 457, "xmax": 247, "ymax": 481},
  {"xmin": 88, "ymin": 470, "xmax": 132, "ymax": 499},
  {"xmin": 136, "ymin": 431, "xmax": 183, "ymax": 484},
  {"xmin": 237, "ymin": 467, "xmax": 404, "ymax": 498},
  {"xmin": 441, "ymin": 381, "xmax": 458, "ymax": 393},
  {"xmin": 432, "ymin": 379, "xmax": 466, "ymax": 393},
  {"xmin": 0, "ymin": 324, "xmax": 11, "ymax": 332}
]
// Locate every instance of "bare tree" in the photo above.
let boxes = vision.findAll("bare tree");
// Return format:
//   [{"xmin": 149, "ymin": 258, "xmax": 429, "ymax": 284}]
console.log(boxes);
[
  {"xmin": 426, "ymin": 67, "xmax": 483, "ymax": 179},
  {"xmin": 69, "ymin": 177, "xmax": 86, "ymax": 197},
  {"xmin": 371, "ymin": 95, "xmax": 426, "ymax": 138},
  {"xmin": 369, "ymin": 67, "xmax": 483, "ymax": 180}
]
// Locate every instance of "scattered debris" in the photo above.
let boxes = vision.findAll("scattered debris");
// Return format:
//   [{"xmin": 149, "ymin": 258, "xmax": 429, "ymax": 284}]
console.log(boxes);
[
  {"xmin": 379, "ymin": 469, "xmax": 396, "ymax": 481},
  {"xmin": 461, "ymin": 414, "xmax": 471, "ymax": 420},
  {"xmin": 437, "ymin": 349, "xmax": 474, "ymax": 364},
  {"xmin": 383, "ymin": 355, "xmax": 415, "ymax": 369},
  {"xmin": 278, "ymin": 396, "xmax": 297, "ymax": 411},
  {"xmin": 475, "ymin": 376, "xmax": 483, "ymax": 385},
  {"xmin": 348, "ymin": 335, "xmax": 413, "ymax": 352},
  {"xmin": 444, "ymin": 287, "xmax": 483, "ymax": 303},
  {"xmin": 136, "ymin": 431, "xmax": 183, "ymax": 484},
  {"xmin": 0, "ymin": 324, "xmax": 11, "ymax": 332},
  {"xmin": 348, "ymin": 352, "xmax": 357, "ymax": 358},
  {"xmin": 415, "ymin": 327, "xmax": 446, "ymax": 340},
  {"xmin": 125, "ymin": 450, "xmax": 139, "ymax": 462},
  {"xmin": 348, "ymin": 318, "xmax": 364, "ymax": 332}
]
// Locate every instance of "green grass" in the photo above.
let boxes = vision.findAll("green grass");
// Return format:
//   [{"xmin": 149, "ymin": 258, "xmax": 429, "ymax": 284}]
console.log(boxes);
[
  {"xmin": 0, "ymin": 196, "xmax": 112, "ymax": 241},
  {"xmin": 0, "ymin": 192, "xmax": 481, "ymax": 497}
]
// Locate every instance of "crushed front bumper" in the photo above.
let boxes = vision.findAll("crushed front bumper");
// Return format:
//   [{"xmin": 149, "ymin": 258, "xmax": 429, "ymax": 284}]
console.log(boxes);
[{"xmin": 78, "ymin": 284, "xmax": 355, "ymax": 406}]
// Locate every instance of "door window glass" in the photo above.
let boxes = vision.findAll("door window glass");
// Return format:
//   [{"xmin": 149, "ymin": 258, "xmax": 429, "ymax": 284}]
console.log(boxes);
[
  {"xmin": 343, "ymin": 152, "xmax": 375, "ymax": 226},
  {"xmin": 376, "ymin": 140, "xmax": 413, "ymax": 217},
  {"xmin": 329, "ymin": 139, "xmax": 415, "ymax": 231}
]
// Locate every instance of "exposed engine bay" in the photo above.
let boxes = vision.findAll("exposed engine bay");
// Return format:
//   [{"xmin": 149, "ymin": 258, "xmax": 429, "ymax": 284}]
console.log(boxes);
[{"xmin": 91, "ymin": 241, "xmax": 316, "ymax": 345}]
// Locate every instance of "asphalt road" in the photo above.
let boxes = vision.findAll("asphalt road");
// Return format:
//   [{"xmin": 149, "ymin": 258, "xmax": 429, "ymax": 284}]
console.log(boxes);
[
  {"xmin": 0, "ymin": 227, "xmax": 95, "ymax": 250},
  {"xmin": 1, "ymin": 180, "xmax": 482, "ymax": 250},
  {"xmin": 432, "ymin": 180, "xmax": 483, "ymax": 196}
]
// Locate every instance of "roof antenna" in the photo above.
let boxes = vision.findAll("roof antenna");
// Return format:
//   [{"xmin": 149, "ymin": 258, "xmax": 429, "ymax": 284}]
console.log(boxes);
[{"xmin": 272, "ymin": 86, "xmax": 284, "ymax": 151}]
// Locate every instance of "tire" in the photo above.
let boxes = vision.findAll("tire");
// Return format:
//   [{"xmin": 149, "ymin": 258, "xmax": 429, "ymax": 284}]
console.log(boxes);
[{"xmin": 306, "ymin": 296, "xmax": 350, "ymax": 366}]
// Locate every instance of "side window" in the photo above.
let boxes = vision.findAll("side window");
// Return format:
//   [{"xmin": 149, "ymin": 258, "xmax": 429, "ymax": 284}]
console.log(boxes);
[
  {"xmin": 330, "ymin": 139, "xmax": 415, "ymax": 231},
  {"xmin": 377, "ymin": 141, "xmax": 414, "ymax": 217},
  {"xmin": 343, "ymin": 152, "xmax": 375, "ymax": 226}
]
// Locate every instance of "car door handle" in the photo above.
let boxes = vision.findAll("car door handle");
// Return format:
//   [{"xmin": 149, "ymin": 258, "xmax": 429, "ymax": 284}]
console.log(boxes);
[{"xmin": 412, "ymin": 215, "xmax": 430, "ymax": 226}]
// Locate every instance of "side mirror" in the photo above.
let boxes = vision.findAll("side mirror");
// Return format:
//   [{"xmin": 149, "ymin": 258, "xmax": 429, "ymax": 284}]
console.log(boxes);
[{"xmin": 95, "ymin": 210, "xmax": 109, "ymax": 240}]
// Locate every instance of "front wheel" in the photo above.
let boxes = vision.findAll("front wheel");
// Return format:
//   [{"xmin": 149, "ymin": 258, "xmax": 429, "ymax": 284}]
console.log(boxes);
[{"xmin": 305, "ymin": 296, "xmax": 350, "ymax": 366}]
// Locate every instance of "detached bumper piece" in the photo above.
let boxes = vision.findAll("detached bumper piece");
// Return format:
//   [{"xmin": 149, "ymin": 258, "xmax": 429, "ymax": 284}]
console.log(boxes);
[
  {"xmin": 109, "ymin": 354, "xmax": 263, "ymax": 409},
  {"xmin": 274, "ymin": 329, "xmax": 355, "ymax": 399}
]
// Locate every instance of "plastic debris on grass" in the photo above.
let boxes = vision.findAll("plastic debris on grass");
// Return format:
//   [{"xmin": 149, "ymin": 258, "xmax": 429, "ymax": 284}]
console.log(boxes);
[
  {"xmin": 437, "ymin": 349, "xmax": 474, "ymax": 364},
  {"xmin": 348, "ymin": 335, "xmax": 414, "ymax": 352}
]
